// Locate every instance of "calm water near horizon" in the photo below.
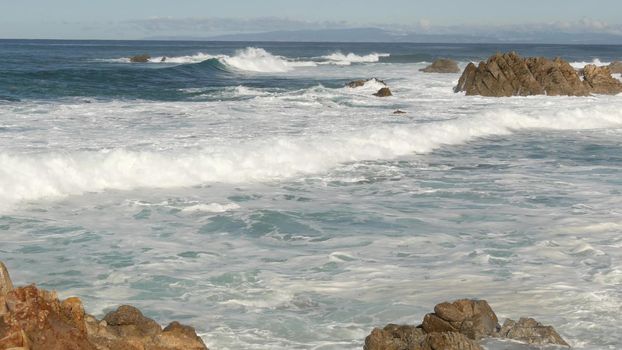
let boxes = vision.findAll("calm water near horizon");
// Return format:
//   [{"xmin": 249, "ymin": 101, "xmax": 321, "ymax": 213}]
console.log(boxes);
[{"xmin": 1, "ymin": 40, "xmax": 622, "ymax": 349}]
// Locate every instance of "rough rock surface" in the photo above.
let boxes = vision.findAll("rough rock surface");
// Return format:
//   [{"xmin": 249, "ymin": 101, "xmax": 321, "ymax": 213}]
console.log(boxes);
[
  {"xmin": 129, "ymin": 54, "xmax": 151, "ymax": 63},
  {"xmin": 0, "ymin": 262, "xmax": 208, "ymax": 350},
  {"xmin": 609, "ymin": 61, "xmax": 622, "ymax": 74},
  {"xmin": 422, "ymin": 299, "xmax": 499, "ymax": 340},
  {"xmin": 455, "ymin": 52, "xmax": 590, "ymax": 96},
  {"xmin": 582, "ymin": 64, "xmax": 622, "ymax": 95},
  {"xmin": 346, "ymin": 78, "xmax": 386, "ymax": 88},
  {"xmin": 420, "ymin": 59, "xmax": 460, "ymax": 73},
  {"xmin": 364, "ymin": 299, "xmax": 569, "ymax": 350},
  {"xmin": 496, "ymin": 318, "xmax": 569, "ymax": 347},
  {"xmin": 374, "ymin": 87, "xmax": 393, "ymax": 97}
]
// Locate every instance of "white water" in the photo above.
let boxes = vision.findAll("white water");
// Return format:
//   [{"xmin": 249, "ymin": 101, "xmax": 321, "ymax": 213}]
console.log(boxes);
[
  {"xmin": 105, "ymin": 48, "xmax": 390, "ymax": 72},
  {"xmin": 3, "ymin": 57, "xmax": 622, "ymax": 350}
]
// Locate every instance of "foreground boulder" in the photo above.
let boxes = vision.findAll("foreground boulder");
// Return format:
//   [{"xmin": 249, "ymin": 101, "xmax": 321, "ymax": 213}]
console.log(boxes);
[
  {"xmin": 455, "ymin": 52, "xmax": 589, "ymax": 97},
  {"xmin": 129, "ymin": 54, "xmax": 151, "ymax": 63},
  {"xmin": 420, "ymin": 59, "xmax": 460, "ymax": 73},
  {"xmin": 364, "ymin": 299, "xmax": 569, "ymax": 350},
  {"xmin": 582, "ymin": 64, "xmax": 622, "ymax": 95},
  {"xmin": 0, "ymin": 261, "xmax": 208, "ymax": 350}
]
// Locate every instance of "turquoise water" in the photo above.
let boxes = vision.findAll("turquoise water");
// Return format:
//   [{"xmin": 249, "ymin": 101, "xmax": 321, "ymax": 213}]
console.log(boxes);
[{"xmin": 1, "ymin": 40, "xmax": 622, "ymax": 349}]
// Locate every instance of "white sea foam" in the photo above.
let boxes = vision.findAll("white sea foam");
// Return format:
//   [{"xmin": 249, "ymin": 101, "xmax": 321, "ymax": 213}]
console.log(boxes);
[
  {"xmin": 570, "ymin": 58, "xmax": 611, "ymax": 69},
  {"xmin": 181, "ymin": 203, "xmax": 241, "ymax": 213},
  {"xmin": 107, "ymin": 47, "xmax": 317, "ymax": 73},
  {"xmin": 2, "ymin": 104, "xmax": 622, "ymax": 209},
  {"xmin": 320, "ymin": 52, "xmax": 390, "ymax": 65}
]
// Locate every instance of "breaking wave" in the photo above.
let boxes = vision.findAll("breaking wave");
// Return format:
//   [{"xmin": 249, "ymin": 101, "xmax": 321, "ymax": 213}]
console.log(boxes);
[
  {"xmin": 319, "ymin": 52, "xmax": 390, "ymax": 65},
  {"xmin": 2, "ymin": 105, "xmax": 622, "ymax": 209}
]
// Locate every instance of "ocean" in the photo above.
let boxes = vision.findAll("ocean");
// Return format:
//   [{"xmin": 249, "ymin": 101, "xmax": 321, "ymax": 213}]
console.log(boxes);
[{"xmin": 1, "ymin": 40, "xmax": 621, "ymax": 349}]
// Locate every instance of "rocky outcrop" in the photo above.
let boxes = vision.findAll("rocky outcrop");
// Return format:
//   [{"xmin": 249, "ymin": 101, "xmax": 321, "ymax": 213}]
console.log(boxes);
[
  {"xmin": 582, "ymin": 64, "xmax": 622, "ymax": 95},
  {"xmin": 364, "ymin": 299, "xmax": 569, "ymax": 350},
  {"xmin": 346, "ymin": 78, "xmax": 387, "ymax": 88},
  {"xmin": 609, "ymin": 61, "xmax": 622, "ymax": 74},
  {"xmin": 495, "ymin": 318, "xmax": 569, "ymax": 347},
  {"xmin": 455, "ymin": 52, "xmax": 590, "ymax": 97},
  {"xmin": 374, "ymin": 87, "xmax": 393, "ymax": 97},
  {"xmin": 420, "ymin": 59, "xmax": 460, "ymax": 73},
  {"xmin": 129, "ymin": 54, "xmax": 151, "ymax": 63},
  {"xmin": 0, "ymin": 261, "xmax": 208, "ymax": 350}
]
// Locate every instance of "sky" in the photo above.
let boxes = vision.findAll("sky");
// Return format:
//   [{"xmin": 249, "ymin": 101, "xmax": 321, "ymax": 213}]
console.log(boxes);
[{"xmin": 2, "ymin": 0, "xmax": 622, "ymax": 41}]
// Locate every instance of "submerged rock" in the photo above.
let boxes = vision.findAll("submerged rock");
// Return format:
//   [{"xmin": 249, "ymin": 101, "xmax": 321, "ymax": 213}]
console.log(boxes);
[
  {"xmin": 496, "ymin": 318, "xmax": 570, "ymax": 347},
  {"xmin": 364, "ymin": 299, "xmax": 569, "ymax": 349},
  {"xmin": 129, "ymin": 54, "xmax": 151, "ymax": 63},
  {"xmin": 0, "ymin": 261, "xmax": 208, "ymax": 350},
  {"xmin": 582, "ymin": 64, "xmax": 622, "ymax": 95},
  {"xmin": 420, "ymin": 58, "xmax": 460, "ymax": 73},
  {"xmin": 455, "ymin": 52, "xmax": 589, "ymax": 96},
  {"xmin": 346, "ymin": 78, "xmax": 387, "ymax": 88},
  {"xmin": 374, "ymin": 87, "xmax": 393, "ymax": 97}
]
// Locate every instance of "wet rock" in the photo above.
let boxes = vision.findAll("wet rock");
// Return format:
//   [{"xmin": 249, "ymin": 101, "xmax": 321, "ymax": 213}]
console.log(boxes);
[
  {"xmin": 374, "ymin": 87, "xmax": 393, "ymax": 97},
  {"xmin": 420, "ymin": 59, "xmax": 460, "ymax": 73},
  {"xmin": 346, "ymin": 78, "xmax": 386, "ymax": 88},
  {"xmin": 393, "ymin": 110, "xmax": 407, "ymax": 115},
  {"xmin": 496, "ymin": 318, "xmax": 569, "ymax": 347},
  {"xmin": 0, "ymin": 262, "xmax": 208, "ymax": 350},
  {"xmin": 129, "ymin": 54, "xmax": 150, "ymax": 63},
  {"xmin": 609, "ymin": 61, "xmax": 622, "ymax": 74},
  {"xmin": 582, "ymin": 64, "xmax": 622, "ymax": 95},
  {"xmin": 455, "ymin": 52, "xmax": 589, "ymax": 96},
  {"xmin": 161, "ymin": 56, "xmax": 167, "ymax": 62}
]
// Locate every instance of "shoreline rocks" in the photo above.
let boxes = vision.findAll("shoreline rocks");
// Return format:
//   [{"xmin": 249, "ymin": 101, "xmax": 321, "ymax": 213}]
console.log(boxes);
[
  {"xmin": 346, "ymin": 78, "xmax": 387, "ymax": 88},
  {"xmin": 455, "ymin": 52, "xmax": 622, "ymax": 96},
  {"xmin": 0, "ymin": 261, "xmax": 208, "ymax": 350},
  {"xmin": 420, "ymin": 59, "xmax": 460, "ymax": 73},
  {"xmin": 364, "ymin": 299, "xmax": 569, "ymax": 350}
]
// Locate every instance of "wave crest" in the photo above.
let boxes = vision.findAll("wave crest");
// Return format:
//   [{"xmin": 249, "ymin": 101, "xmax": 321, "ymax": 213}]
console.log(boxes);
[
  {"xmin": 2, "ymin": 105, "xmax": 622, "ymax": 209},
  {"xmin": 320, "ymin": 52, "xmax": 390, "ymax": 65}
]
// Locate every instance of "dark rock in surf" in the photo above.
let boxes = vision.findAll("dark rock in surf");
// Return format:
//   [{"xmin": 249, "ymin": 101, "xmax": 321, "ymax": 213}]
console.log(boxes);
[
  {"xmin": 374, "ymin": 87, "xmax": 393, "ymax": 97},
  {"xmin": 129, "ymin": 54, "xmax": 151, "ymax": 63},
  {"xmin": 420, "ymin": 58, "xmax": 460, "ymax": 73},
  {"xmin": 455, "ymin": 52, "xmax": 589, "ymax": 96},
  {"xmin": 582, "ymin": 64, "xmax": 622, "ymax": 95},
  {"xmin": 363, "ymin": 298, "xmax": 569, "ymax": 350},
  {"xmin": 393, "ymin": 110, "xmax": 407, "ymax": 115},
  {"xmin": 346, "ymin": 78, "xmax": 387, "ymax": 88},
  {"xmin": 495, "ymin": 318, "xmax": 570, "ymax": 347},
  {"xmin": 161, "ymin": 56, "xmax": 167, "ymax": 62}
]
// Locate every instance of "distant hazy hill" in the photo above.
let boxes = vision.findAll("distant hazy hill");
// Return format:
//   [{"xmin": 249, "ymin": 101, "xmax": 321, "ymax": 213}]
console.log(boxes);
[{"xmin": 146, "ymin": 27, "xmax": 622, "ymax": 44}]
